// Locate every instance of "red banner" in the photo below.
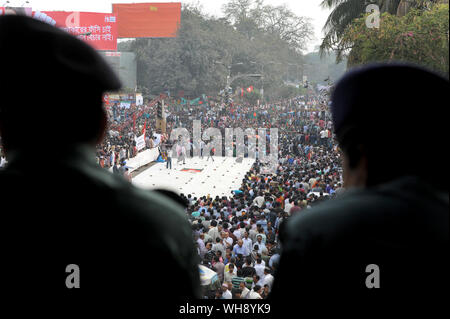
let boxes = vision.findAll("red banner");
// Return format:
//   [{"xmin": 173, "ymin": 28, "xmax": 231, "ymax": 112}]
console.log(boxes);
[
  {"xmin": 112, "ymin": 3, "xmax": 181, "ymax": 38},
  {"xmin": 32, "ymin": 11, "xmax": 118, "ymax": 51}
]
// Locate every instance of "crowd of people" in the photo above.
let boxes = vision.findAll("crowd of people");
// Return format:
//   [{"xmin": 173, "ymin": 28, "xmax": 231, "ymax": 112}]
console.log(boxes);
[
  {"xmin": 90, "ymin": 91, "xmax": 343, "ymax": 299},
  {"xmin": 161, "ymin": 94, "xmax": 343, "ymax": 299},
  {"xmin": 94, "ymin": 99, "xmax": 169, "ymax": 177},
  {"xmin": 1, "ymin": 85, "xmax": 343, "ymax": 300},
  {"xmin": 2, "ymin": 15, "xmax": 447, "ymax": 312}
]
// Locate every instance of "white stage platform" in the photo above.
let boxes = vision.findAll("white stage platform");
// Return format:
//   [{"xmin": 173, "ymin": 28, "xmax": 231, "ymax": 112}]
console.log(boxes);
[{"xmin": 132, "ymin": 156, "xmax": 255, "ymax": 198}]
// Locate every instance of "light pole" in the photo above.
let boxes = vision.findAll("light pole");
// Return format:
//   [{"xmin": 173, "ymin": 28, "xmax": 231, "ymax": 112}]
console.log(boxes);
[
  {"xmin": 250, "ymin": 60, "xmax": 281, "ymax": 103},
  {"xmin": 214, "ymin": 61, "xmax": 260, "ymax": 106},
  {"xmin": 215, "ymin": 61, "xmax": 244, "ymax": 90}
]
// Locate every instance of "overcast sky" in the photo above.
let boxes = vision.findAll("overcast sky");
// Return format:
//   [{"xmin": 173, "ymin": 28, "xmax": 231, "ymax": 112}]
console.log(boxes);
[{"xmin": 12, "ymin": 0, "xmax": 330, "ymax": 52}]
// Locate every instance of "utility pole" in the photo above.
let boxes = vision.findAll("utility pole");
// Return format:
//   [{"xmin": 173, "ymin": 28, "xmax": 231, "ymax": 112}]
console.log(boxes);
[{"xmin": 250, "ymin": 61, "xmax": 281, "ymax": 103}]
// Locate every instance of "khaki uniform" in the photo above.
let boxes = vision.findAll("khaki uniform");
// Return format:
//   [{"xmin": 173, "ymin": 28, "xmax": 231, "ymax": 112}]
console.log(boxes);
[
  {"xmin": 271, "ymin": 176, "xmax": 449, "ymax": 310},
  {"xmin": 1, "ymin": 145, "xmax": 200, "ymax": 301}
]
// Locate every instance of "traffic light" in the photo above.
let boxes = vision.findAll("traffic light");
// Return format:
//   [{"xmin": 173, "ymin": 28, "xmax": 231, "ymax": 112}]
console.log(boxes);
[{"xmin": 156, "ymin": 101, "xmax": 163, "ymax": 119}]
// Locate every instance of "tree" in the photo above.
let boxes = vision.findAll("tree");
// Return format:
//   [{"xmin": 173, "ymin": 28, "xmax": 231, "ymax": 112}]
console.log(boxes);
[
  {"xmin": 258, "ymin": 4, "xmax": 313, "ymax": 52},
  {"xmin": 122, "ymin": 0, "xmax": 314, "ymax": 102},
  {"xmin": 223, "ymin": 0, "xmax": 313, "ymax": 52},
  {"xmin": 340, "ymin": 3, "xmax": 449, "ymax": 75},
  {"xmin": 320, "ymin": 0, "xmax": 441, "ymax": 55}
]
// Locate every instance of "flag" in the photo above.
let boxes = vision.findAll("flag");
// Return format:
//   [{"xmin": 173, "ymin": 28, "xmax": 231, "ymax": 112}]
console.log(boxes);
[
  {"xmin": 190, "ymin": 97, "xmax": 201, "ymax": 105},
  {"xmin": 142, "ymin": 120, "xmax": 146, "ymax": 136},
  {"xmin": 103, "ymin": 94, "xmax": 110, "ymax": 105},
  {"xmin": 241, "ymin": 88, "xmax": 244, "ymax": 97},
  {"xmin": 307, "ymin": 151, "xmax": 312, "ymax": 161},
  {"xmin": 246, "ymin": 86, "xmax": 254, "ymax": 93}
]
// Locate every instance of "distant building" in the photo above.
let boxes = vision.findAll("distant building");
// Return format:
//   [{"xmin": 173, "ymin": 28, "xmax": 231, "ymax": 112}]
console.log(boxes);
[{"xmin": 100, "ymin": 51, "xmax": 137, "ymax": 90}]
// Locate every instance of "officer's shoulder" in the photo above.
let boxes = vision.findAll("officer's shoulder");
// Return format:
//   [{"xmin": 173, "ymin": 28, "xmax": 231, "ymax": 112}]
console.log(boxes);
[
  {"xmin": 88, "ymin": 164, "xmax": 189, "ymax": 226},
  {"xmin": 120, "ymin": 180, "xmax": 188, "ymax": 224},
  {"xmin": 285, "ymin": 189, "xmax": 394, "ymax": 239}
]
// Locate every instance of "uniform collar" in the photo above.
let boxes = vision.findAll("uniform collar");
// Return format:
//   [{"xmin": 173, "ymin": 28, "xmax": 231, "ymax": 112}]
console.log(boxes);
[{"xmin": 6, "ymin": 144, "xmax": 98, "ymax": 168}]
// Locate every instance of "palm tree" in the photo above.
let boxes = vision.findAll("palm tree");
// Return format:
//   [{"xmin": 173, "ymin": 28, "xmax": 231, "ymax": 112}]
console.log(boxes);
[{"xmin": 319, "ymin": 0, "xmax": 440, "ymax": 54}]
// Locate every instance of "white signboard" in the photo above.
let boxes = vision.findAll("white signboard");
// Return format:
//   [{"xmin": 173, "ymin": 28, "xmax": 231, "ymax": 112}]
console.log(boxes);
[
  {"xmin": 152, "ymin": 133, "xmax": 161, "ymax": 147},
  {"xmin": 136, "ymin": 93, "xmax": 143, "ymax": 106},
  {"xmin": 120, "ymin": 102, "xmax": 131, "ymax": 109},
  {"xmin": 135, "ymin": 134, "xmax": 146, "ymax": 151}
]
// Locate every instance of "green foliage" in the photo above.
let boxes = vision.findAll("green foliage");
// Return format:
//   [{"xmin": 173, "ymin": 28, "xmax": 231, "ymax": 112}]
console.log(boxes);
[
  {"xmin": 123, "ymin": 0, "xmax": 314, "ymax": 102},
  {"xmin": 319, "ymin": 0, "xmax": 442, "ymax": 55},
  {"xmin": 341, "ymin": 3, "xmax": 449, "ymax": 75}
]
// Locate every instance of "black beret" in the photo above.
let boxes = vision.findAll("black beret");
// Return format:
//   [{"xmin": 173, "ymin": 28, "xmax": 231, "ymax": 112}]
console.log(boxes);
[
  {"xmin": 0, "ymin": 14, "xmax": 121, "ymax": 104},
  {"xmin": 331, "ymin": 63, "xmax": 449, "ymax": 139}
]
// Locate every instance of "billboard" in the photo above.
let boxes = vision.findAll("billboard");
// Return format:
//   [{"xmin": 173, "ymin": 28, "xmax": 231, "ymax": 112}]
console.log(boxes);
[
  {"xmin": 32, "ymin": 11, "xmax": 117, "ymax": 51},
  {"xmin": 0, "ymin": 7, "xmax": 32, "ymax": 16},
  {"xmin": 112, "ymin": 3, "xmax": 181, "ymax": 38}
]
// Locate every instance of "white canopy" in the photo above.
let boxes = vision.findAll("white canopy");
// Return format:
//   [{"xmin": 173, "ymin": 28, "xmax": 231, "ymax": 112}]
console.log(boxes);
[{"xmin": 198, "ymin": 265, "xmax": 219, "ymax": 286}]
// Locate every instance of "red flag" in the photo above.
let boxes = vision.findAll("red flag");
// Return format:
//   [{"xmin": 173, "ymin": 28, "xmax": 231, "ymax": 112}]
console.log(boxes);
[
  {"xmin": 246, "ymin": 86, "xmax": 254, "ymax": 93},
  {"xmin": 241, "ymin": 88, "xmax": 244, "ymax": 97},
  {"xmin": 103, "ymin": 94, "xmax": 110, "ymax": 105},
  {"xmin": 307, "ymin": 151, "xmax": 312, "ymax": 161},
  {"xmin": 142, "ymin": 120, "xmax": 147, "ymax": 136}
]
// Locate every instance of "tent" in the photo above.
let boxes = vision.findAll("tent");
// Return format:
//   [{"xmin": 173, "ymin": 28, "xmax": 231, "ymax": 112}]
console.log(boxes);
[{"xmin": 199, "ymin": 265, "xmax": 219, "ymax": 287}]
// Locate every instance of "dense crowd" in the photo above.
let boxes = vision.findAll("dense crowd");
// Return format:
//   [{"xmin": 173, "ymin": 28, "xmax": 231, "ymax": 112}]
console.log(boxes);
[
  {"xmin": 1, "ymin": 90, "xmax": 343, "ymax": 299},
  {"xmin": 94, "ymin": 99, "xmax": 169, "ymax": 174},
  {"xmin": 16, "ymin": 90, "xmax": 341, "ymax": 299},
  {"xmin": 162, "ymin": 94, "xmax": 343, "ymax": 299}
]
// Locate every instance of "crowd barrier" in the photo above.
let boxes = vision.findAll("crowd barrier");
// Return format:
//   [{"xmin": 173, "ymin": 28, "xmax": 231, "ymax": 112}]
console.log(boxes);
[{"xmin": 109, "ymin": 147, "xmax": 160, "ymax": 173}]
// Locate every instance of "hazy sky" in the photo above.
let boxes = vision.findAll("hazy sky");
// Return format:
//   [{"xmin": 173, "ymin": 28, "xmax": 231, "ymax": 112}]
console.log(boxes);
[{"xmin": 12, "ymin": 0, "xmax": 330, "ymax": 52}]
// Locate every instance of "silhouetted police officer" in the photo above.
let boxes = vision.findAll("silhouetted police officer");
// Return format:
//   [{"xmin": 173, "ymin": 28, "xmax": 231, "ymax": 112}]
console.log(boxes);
[
  {"xmin": 271, "ymin": 64, "xmax": 449, "ymax": 314},
  {"xmin": 0, "ymin": 15, "xmax": 200, "ymax": 310}
]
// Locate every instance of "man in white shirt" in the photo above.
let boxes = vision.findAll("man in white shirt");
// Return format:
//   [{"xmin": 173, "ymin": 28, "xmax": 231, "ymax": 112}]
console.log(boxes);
[
  {"xmin": 222, "ymin": 283, "xmax": 232, "ymax": 299},
  {"xmin": 223, "ymin": 264, "xmax": 236, "ymax": 284},
  {"xmin": 263, "ymin": 268, "xmax": 274, "ymax": 292},
  {"xmin": 253, "ymin": 192, "xmax": 265, "ymax": 208},
  {"xmin": 239, "ymin": 281, "xmax": 250, "ymax": 299},
  {"xmin": 253, "ymin": 235, "xmax": 266, "ymax": 254},
  {"xmin": 233, "ymin": 227, "xmax": 242, "ymax": 240},
  {"xmin": 212, "ymin": 237, "xmax": 226, "ymax": 258},
  {"xmin": 247, "ymin": 285, "xmax": 263, "ymax": 299},
  {"xmin": 222, "ymin": 231, "xmax": 233, "ymax": 249},
  {"xmin": 252, "ymin": 274, "xmax": 265, "ymax": 289},
  {"xmin": 0, "ymin": 156, "xmax": 7, "ymax": 168},
  {"xmin": 242, "ymin": 232, "xmax": 253, "ymax": 253},
  {"xmin": 208, "ymin": 221, "xmax": 222, "ymax": 242},
  {"xmin": 284, "ymin": 199, "xmax": 294, "ymax": 214},
  {"xmin": 254, "ymin": 258, "xmax": 265, "ymax": 278},
  {"xmin": 224, "ymin": 259, "xmax": 238, "ymax": 276}
]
